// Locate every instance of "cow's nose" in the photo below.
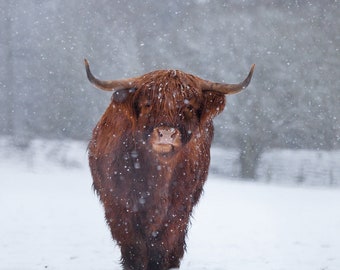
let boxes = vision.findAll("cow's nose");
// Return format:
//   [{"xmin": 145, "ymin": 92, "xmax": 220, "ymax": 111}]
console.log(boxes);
[
  {"xmin": 155, "ymin": 127, "xmax": 180, "ymax": 144},
  {"xmin": 151, "ymin": 127, "xmax": 182, "ymax": 154}
]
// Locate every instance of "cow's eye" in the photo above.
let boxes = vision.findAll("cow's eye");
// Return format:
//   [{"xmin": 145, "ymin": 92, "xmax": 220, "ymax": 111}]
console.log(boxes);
[
  {"xmin": 187, "ymin": 105, "xmax": 194, "ymax": 112},
  {"xmin": 136, "ymin": 101, "xmax": 152, "ymax": 117},
  {"xmin": 183, "ymin": 104, "xmax": 197, "ymax": 120},
  {"xmin": 142, "ymin": 101, "xmax": 152, "ymax": 110}
]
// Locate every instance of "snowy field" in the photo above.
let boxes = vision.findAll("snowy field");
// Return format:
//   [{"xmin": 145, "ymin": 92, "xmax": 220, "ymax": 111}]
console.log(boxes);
[{"xmin": 1, "ymin": 139, "xmax": 340, "ymax": 270}]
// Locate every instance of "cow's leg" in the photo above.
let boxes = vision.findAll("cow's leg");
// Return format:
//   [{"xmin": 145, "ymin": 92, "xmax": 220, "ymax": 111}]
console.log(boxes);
[
  {"xmin": 147, "ymin": 244, "xmax": 169, "ymax": 270},
  {"xmin": 143, "ymin": 222, "xmax": 188, "ymax": 269},
  {"xmin": 167, "ymin": 247, "xmax": 184, "ymax": 268},
  {"xmin": 103, "ymin": 208, "xmax": 148, "ymax": 269},
  {"xmin": 162, "ymin": 211, "xmax": 190, "ymax": 269},
  {"xmin": 145, "ymin": 233, "xmax": 185, "ymax": 269},
  {"xmin": 167, "ymin": 231, "xmax": 186, "ymax": 269},
  {"xmin": 120, "ymin": 242, "xmax": 148, "ymax": 270}
]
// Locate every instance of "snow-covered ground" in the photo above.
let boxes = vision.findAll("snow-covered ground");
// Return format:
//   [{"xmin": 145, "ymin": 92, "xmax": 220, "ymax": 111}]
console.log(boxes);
[{"xmin": 1, "ymin": 139, "xmax": 340, "ymax": 269}]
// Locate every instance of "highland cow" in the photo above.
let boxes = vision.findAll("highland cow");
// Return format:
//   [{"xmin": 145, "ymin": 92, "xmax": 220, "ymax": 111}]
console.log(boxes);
[{"xmin": 85, "ymin": 59, "xmax": 254, "ymax": 269}]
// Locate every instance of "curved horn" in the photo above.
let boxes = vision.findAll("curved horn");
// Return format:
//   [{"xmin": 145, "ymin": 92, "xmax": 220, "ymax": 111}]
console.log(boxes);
[
  {"xmin": 84, "ymin": 59, "xmax": 136, "ymax": 91},
  {"xmin": 201, "ymin": 64, "xmax": 255, "ymax": 94}
]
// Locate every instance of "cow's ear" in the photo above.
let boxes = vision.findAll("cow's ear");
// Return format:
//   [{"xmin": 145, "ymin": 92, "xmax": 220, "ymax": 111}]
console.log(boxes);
[
  {"xmin": 201, "ymin": 91, "xmax": 226, "ymax": 121},
  {"xmin": 111, "ymin": 88, "xmax": 136, "ymax": 102}
]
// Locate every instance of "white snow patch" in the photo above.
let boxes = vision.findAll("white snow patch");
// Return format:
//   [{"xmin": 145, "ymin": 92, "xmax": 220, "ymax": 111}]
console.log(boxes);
[{"xmin": 1, "ymin": 139, "xmax": 340, "ymax": 269}]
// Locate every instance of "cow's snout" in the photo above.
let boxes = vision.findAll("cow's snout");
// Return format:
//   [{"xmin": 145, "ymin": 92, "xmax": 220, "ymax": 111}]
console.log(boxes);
[
  {"xmin": 150, "ymin": 127, "xmax": 182, "ymax": 154},
  {"xmin": 156, "ymin": 127, "xmax": 180, "ymax": 144}
]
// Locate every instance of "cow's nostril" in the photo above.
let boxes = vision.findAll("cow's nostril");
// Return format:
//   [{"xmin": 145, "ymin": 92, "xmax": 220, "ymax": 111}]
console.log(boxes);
[{"xmin": 171, "ymin": 131, "xmax": 178, "ymax": 138}]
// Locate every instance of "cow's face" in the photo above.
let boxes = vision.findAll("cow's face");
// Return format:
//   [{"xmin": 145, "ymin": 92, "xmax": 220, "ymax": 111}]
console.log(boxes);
[
  {"xmin": 111, "ymin": 70, "xmax": 224, "ymax": 156},
  {"xmin": 131, "ymin": 71, "xmax": 206, "ymax": 155}
]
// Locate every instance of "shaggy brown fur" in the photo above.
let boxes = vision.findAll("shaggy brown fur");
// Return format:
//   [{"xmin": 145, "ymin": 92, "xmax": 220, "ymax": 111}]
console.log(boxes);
[{"xmin": 86, "ymin": 63, "xmax": 254, "ymax": 270}]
